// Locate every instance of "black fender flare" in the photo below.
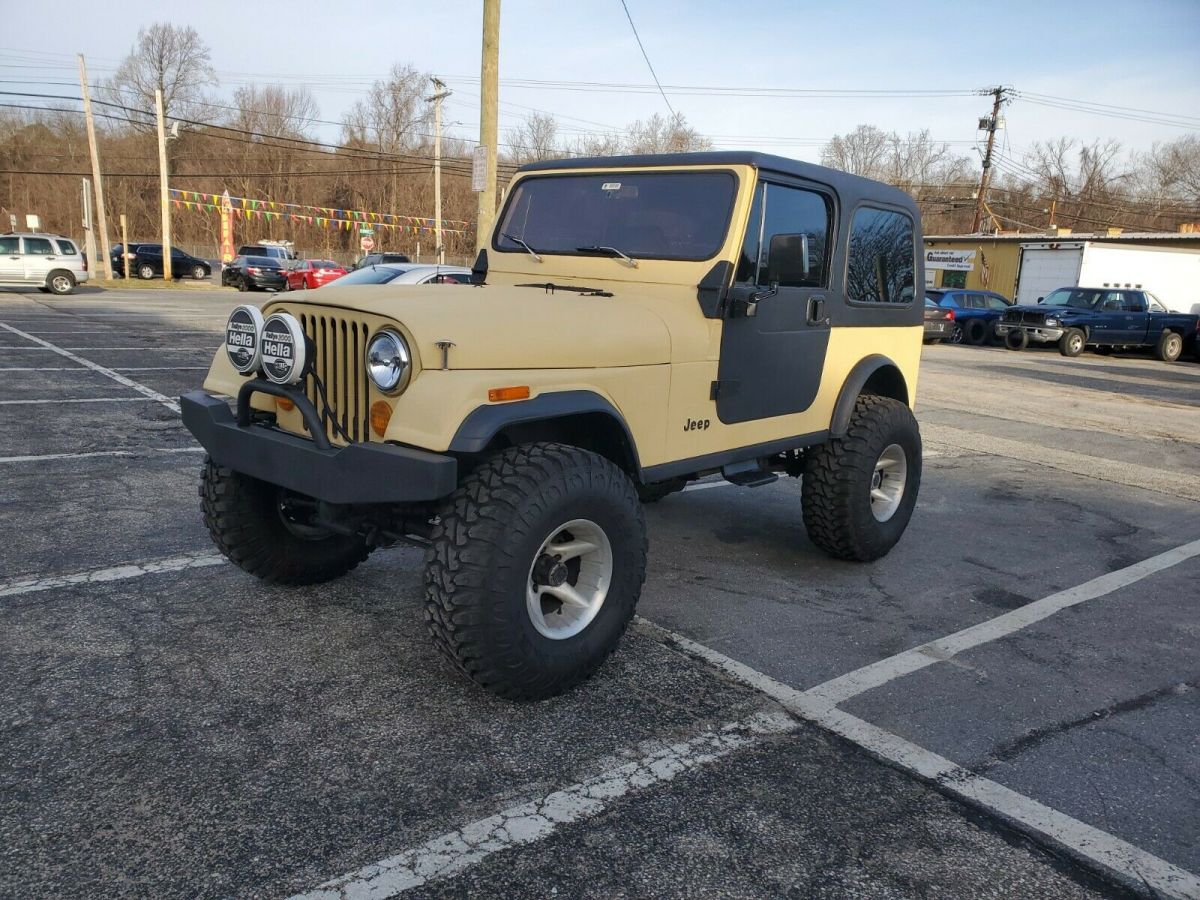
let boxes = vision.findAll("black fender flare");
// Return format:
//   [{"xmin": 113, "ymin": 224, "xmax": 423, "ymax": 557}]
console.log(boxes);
[
  {"xmin": 448, "ymin": 389, "xmax": 641, "ymax": 469},
  {"xmin": 830, "ymin": 354, "xmax": 908, "ymax": 437}
]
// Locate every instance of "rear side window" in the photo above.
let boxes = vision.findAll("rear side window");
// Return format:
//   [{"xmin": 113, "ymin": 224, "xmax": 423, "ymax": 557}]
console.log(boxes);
[
  {"xmin": 23, "ymin": 237, "xmax": 54, "ymax": 255},
  {"xmin": 55, "ymin": 239, "xmax": 78, "ymax": 255},
  {"xmin": 0, "ymin": 236, "xmax": 18, "ymax": 254},
  {"xmin": 846, "ymin": 207, "xmax": 915, "ymax": 304}
]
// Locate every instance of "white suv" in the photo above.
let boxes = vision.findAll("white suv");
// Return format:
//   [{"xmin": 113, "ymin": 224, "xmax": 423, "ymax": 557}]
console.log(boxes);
[{"xmin": 0, "ymin": 233, "xmax": 89, "ymax": 295}]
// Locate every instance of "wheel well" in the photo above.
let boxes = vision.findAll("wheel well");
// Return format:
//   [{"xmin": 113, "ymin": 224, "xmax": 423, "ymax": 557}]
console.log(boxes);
[
  {"xmin": 861, "ymin": 364, "xmax": 908, "ymax": 406},
  {"xmin": 476, "ymin": 412, "xmax": 639, "ymax": 477}
]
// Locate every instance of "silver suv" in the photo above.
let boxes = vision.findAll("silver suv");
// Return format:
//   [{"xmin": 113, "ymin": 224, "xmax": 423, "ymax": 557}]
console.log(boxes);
[{"xmin": 0, "ymin": 233, "xmax": 89, "ymax": 295}]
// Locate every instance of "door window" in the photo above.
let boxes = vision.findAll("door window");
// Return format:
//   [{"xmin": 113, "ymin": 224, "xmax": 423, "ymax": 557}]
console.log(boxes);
[
  {"xmin": 846, "ymin": 207, "xmax": 916, "ymax": 304},
  {"xmin": 1123, "ymin": 291, "xmax": 1147, "ymax": 312},
  {"xmin": 984, "ymin": 295, "xmax": 1009, "ymax": 310},
  {"xmin": 734, "ymin": 182, "xmax": 831, "ymax": 288},
  {"xmin": 23, "ymin": 237, "xmax": 54, "ymax": 255}
]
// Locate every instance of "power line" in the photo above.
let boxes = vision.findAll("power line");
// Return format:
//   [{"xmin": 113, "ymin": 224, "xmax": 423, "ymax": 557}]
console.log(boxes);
[{"xmin": 617, "ymin": 0, "xmax": 675, "ymax": 118}]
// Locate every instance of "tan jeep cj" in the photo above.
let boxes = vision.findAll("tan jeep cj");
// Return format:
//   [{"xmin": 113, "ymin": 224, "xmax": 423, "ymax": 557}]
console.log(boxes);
[{"xmin": 183, "ymin": 151, "xmax": 925, "ymax": 700}]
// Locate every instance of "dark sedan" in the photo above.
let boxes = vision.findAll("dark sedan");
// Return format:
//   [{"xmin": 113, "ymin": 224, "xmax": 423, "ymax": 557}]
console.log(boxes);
[
  {"xmin": 221, "ymin": 255, "xmax": 287, "ymax": 292},
  {"xmin": 923, "ymin": 298, "xmax": 955, "ymax": 344},
  {"xmin": 112, "ymin": 243, "xmax": 212, "ymax": 280}
]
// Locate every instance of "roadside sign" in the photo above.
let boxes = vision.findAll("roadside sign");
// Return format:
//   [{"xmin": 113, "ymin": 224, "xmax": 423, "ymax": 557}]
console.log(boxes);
[
  {"xmin": 359, "ymin": 226, "xmax": 375, "ymax": 236},
  {"xmin": 360, "ymin": 235, "xmax": 376, "ymax": 252},
  {"xmin": 472, "ymin": 146, "xmax": 487, "ymax": 192}
]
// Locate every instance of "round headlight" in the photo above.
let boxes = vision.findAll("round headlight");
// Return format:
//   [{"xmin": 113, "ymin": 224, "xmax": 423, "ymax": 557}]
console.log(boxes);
[
  {"xmin": 225, "ymin": 304, "xmax": 264, "ymax": 374},
  {"xmin": 366, "ymin": 329, "xmax": 411, "ymax": 394},
  {"xmin": 260, "ymin": 312, "xmax": 308, "ymax": 385}
]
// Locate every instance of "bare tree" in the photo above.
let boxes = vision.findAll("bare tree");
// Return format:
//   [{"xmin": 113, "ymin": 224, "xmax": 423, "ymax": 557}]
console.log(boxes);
[
  {"xmin": 229, "ymin": 85, "xmax": 318, "ymax": 139},
  {"xmin": 341, "ymin": 64, "xmax": 431, "ymax": 154},
  {"xmin": 1140, "ymin": 135, "xmax": 1200, "ymax": 201},
  {"xmin": 625, "ymin": 112, "xmax": 711, "ymax": 154},
  {"xmin": 101, "ymin": 23, "xmax": 217, "ymax": 128},
  {"xmin": 821, "ymin": 125, "xmax": 890, "ymax": 179},
  {"xmin": 504, "ymin": 112, "xmax": 560, "ymax": 164}
]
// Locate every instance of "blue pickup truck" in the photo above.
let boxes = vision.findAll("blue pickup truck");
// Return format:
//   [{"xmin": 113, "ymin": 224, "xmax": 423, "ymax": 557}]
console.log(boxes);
[{"xmin": 996, "ymin": 286, "xmax": 1199, "ymax": 362}]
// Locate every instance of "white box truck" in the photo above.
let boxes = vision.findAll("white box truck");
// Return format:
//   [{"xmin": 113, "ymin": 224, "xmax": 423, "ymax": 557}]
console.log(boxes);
[{"xmin": 1015, "ymin": 242, "xmax": 1200, "ymax": 314}]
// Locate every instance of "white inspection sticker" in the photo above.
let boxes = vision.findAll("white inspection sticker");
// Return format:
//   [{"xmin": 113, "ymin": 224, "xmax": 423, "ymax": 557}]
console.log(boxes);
[{"xmin": 601, "ymin": 182, "xmax": 622, "ymax": 191}]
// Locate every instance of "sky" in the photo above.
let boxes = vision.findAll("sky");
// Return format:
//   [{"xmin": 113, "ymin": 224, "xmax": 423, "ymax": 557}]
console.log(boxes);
[{"xmin": 3, "ymin": 0, "xmax": 1199, "ymax": 174}]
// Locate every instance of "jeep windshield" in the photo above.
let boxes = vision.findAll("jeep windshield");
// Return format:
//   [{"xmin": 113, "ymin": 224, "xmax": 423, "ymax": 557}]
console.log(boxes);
[
  {"xmin": 494, "ymin": 171, "xmax": 737, "ymax": 262},
  {"xmin": 1041, "ymin": 288, "xmax": 1105, "ymax": 309}
]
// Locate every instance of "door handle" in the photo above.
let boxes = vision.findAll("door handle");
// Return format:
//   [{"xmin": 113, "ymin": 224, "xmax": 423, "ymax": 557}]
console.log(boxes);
[{"xmin": 807, "ymin": 296, "xmax": 829, "ymax": 325}]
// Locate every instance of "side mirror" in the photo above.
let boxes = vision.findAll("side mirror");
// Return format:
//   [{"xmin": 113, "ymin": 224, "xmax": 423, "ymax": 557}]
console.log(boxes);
[
  {"xmin": 1036, "ymin": 296, "xmax": 1044, "ymax": 303},
  {"xmin": 766, "ymin": 233, "xmax": 810, "ymax": 286}
]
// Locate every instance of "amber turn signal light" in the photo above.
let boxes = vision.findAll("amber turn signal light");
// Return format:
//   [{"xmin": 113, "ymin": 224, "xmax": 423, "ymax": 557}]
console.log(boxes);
[
  {"xmin": 488, "ymin": 385, "xmax": 530, "ymax": 403},
  {"xmin": 370, "ymin": 400, "xmax": 393, "ymax": 437},
  {"xmin": 275, "ymin": 396, "xmax": 295, "ymax": 412}
]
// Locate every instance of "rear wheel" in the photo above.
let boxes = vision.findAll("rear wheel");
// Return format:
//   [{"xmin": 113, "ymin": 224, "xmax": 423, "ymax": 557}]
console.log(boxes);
[
  {"xmin": 1059, "ymin": 328, "xmax": 1085, "ymax": 357},
  {"xmin": 1155, "ymin": 330, "xmax": 1183, "ymax": 363},
  {"xmin": 1005, "ymin": 329, "xmax": 1029, "ymax": 351},
  {"xmin": 299, "ymin": 278, "xmax": 308, "ymax": 290},
  {"xmin": 425, "ymin": 443, "xmax": 646, "ymax": 700},
  {"xmin": 964, "ymin": 318, "xmax": 989, "ymax": 345},
  {"xmin": 802, "ymin": 395, "xmax": 921, "ymax": 562},
  {"xmin": 191, "ymin": 265, "xmax": 207, "ymax": 280},
  {"xmin": 138, "ymin": 263, "xmax": 155, "ymax": 280},
  {"xmin": 238, "ymin": 277, "xmax": 250, "ymax": 292},
  {"xmin": 200, "ymin": 458, "xmax": 371, "ymax": 585}
]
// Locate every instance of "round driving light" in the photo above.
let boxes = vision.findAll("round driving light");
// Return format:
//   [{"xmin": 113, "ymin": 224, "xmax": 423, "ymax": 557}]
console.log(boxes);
[
  {"xmin": 366, "ymin": 329, "xmax": 411, "ymax": 394},
  {"xmin": 225, "ymin": 304, "xmax": 264, "ymax": 374},
  {"xmin": 260, "ymin": 312, "xmax": 308, "ymax": 385}
]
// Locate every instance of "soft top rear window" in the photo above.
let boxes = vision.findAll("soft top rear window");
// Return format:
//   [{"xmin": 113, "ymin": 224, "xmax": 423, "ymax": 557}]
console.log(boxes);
[{"xmin": 494, "ymin": 171, "xmax": 736, "ymax": 262}]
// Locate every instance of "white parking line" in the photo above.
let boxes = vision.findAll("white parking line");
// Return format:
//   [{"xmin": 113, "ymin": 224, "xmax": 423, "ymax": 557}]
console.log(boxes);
[
  {"xmin": 0, "ymin": 397, "xmax": 159, "ymax": 405},
  {"xmin": 0, "ymin": 367, "xmax": 85, "ymax": 371},
  {"xmin": 0, "ymin": 323, "xmax": 181, "ymax": 413},
  {"xmin": 288, "ymin": 711, "xmax": 795, "ymax": 900},
  {"xmin": 114, "ymin": 366, "xmax": 209, "ymax": 372},
  {"xmin": 805, "ymin": 536, "xmax": 1200, "ymax": 706},
  {"xmin": 0, "ymin": 552, "xmax": 222, "ymax": 599},
  {"xmin": 0, "ymin": 447, "xmax": 203, "ymax": 464},
  {"xmin": 638, "ymin": 619, "xmax": 1200, "ymax": 900}
]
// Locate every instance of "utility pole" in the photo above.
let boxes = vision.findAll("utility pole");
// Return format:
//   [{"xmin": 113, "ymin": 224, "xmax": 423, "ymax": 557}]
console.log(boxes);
[
  {"xmin": 78, "ymin": 54, "xmax": 113, "ymax": 279},
  {"xmin": 120, "ymin": 213, "xmax": 130, "ymax": 279},
  {"xmin": 428, "ymin": 76, "xmax": 451, "ymax": 265},
  {"xmin": 155, "ymin": 88, "xmax": 173, "ymax": 281},
  {"xmin": 971, "ymin": 85, "xmax": 1008, "ymax": 234},
  {"xmin": 475, "ymin": 0, "xmax": 500, "ymax": 254},
  {"xmin": 81, "ymin": 178, "xmax": 97, "ymax": 277}
]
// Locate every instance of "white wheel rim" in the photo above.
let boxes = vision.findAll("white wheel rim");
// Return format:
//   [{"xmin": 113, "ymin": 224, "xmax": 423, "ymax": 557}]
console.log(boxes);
[
  {"xmin": 526, "ymin": 518, "xmax": 613, "ymax": 640},
  {"xmin": 870, "ymin": 443, "xmax": 908, "ymax": 523},
  {"xmin": 51, "ymin": 276, "xmax": 70, "ymax": 292},
  {"xmin": 1070, "ymin": 334, "xmax": 1083, "ymax": 353}
]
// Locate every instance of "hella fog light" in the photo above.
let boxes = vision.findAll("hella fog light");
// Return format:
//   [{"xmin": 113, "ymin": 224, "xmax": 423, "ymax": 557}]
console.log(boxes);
[
  {"xmin": 366, "ymin": 329, "xmax": 411, "ymax": 394},
  {"xmin": 260, "ymin": 312, "xmax": 308, "ymax": 385},
  {"xmin": 225, "ymin": 304, "xmax": 265, "ymax": 374}
]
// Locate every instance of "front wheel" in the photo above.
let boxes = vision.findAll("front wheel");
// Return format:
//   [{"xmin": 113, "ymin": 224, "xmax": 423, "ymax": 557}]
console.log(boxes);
[
  {"xmin": 200, "ymin": 459, "xmax": 371, "ymax": 585},
  {"xmin": 1059, "ymin": 328, "xmax": 1085, "ymax": 357},
  {"xmin": 802, "ymin": 395, "xmax": 921, "ymax": 562},
  {"xmin": 1155, "ymin": 331, "xmax": 1183, "ymax": 363},
  {"xmin": 47, "ymin": 270, "xmax": 76, "ymax": 295},
  {"xmin": 425, "ymin": 443, "xmax": 647, "ymax": 700}
]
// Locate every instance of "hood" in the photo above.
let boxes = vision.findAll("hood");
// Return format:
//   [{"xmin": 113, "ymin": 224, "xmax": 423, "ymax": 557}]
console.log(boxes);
[{"xmin": 273, "ymin": 283, "xmax": 672, "ymax": 370}]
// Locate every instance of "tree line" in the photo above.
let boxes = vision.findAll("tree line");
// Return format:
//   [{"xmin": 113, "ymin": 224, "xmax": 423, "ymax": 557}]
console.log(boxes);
[{"xmin": 2, "ymin": 22, "xmax": 1197, "ymax": 266}]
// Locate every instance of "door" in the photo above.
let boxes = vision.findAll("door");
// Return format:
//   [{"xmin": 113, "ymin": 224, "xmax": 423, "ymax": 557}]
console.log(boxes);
[
  {"xmin": 0, "ymin": 236, "xmax": 21, "ymax": 282},
  {"xmin": 716, "ymin": 180, "xmax": 833, "ymax": 424},
  {"xmin": 20, "ymin": 236, "xmax": 56, "ymax": 284},
  {"xmin": 1118, "ymin": 290, "xmax": 1150, "ymax": 343},
  {"xmin": 1016, "ymin": 246, "xmax": 1083, "ymax": 306}
]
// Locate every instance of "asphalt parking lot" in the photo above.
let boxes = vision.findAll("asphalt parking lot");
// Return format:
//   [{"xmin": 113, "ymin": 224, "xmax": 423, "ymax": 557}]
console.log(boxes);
[{"xmin": 1, "ymin": 285, "xmax": 1197, "ymax": 899}]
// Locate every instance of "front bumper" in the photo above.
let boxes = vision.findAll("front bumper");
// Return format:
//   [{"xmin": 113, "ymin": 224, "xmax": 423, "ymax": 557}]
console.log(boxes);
[
  {"xmin": 995, "ymin": 322, "xmax": 1065, "ymax": 343},
  {"xmin": 180, "ymin": 388, "xmax": 458, "ymax": 505}
]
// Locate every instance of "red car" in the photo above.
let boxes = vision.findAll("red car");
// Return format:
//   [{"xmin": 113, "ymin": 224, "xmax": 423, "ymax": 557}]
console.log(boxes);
[{"xmin": 285, "ymin": 259, "xmax": 347, "ymax": 290}]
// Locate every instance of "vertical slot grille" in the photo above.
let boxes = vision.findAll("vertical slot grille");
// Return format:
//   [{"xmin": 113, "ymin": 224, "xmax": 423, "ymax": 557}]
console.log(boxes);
[{"xmin": 296, "ymin": 311, "xmax": 372, "ymax": 445}]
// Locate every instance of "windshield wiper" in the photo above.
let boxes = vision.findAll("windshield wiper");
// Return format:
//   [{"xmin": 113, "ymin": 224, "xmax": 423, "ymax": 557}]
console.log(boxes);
[
  {"xmin": 500, "ymin": 232, "xmax": 542, "ymax": 262},
  {"xmin": 575, "ymin": 245, "xmax": 638, "ymax": 268}
]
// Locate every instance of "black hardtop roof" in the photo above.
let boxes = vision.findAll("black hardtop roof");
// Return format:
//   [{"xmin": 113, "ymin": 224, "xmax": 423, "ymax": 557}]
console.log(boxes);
[{"xmin": 517, "ymin": 151, "xmax": 917, "ymax": 211}]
